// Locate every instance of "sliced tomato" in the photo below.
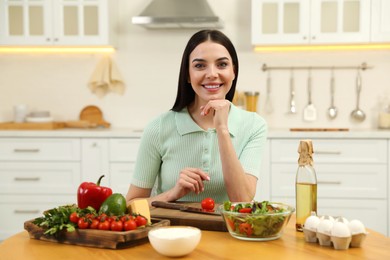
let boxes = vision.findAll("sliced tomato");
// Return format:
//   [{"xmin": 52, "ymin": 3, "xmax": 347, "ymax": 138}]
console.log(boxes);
[
  {"xmin": 238, "ymin": 208, "xmax": 252, "ymax": 213},
  {"xmin": 239, "ymin": 223, "xmax": 253, "ymax": 237}
]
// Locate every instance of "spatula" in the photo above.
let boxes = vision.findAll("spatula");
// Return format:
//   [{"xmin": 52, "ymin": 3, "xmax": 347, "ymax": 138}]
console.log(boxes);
[{"xmin": 303, "ymin": 70, "xmax": 317, "ymax": 121}]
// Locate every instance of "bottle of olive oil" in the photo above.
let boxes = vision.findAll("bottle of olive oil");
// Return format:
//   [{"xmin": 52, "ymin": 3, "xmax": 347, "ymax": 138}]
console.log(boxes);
[{"xmin": 295, "ymin": 140, "xmax": 317, "ymax": 232}]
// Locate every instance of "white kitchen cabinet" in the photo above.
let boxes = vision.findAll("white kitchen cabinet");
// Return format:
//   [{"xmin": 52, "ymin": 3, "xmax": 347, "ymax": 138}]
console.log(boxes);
[
  {"xmin": 370, "ymin": 0, "xmax": 390, "ymax": 42},
  {"xmin": 0, "ymin": 138, "xmax": 81, "ymax": 240},
  {"xmin": 251, "ymin": 0, "xmax": 370, "ymax": 45},
  {"xmin": 0, "ymin": 0, "xmax": 115, "ymax": 46},
  {"xmin": 81, "ymin": 138, "xmax": 109, "ymax": 183},
  {"xmin": 109, "ymin": 138, "xmax": 140, "ymax": 196},
  {"xmin": 268, "ymin": 138, "xmax": 388, "ymax": 236},
  {"xmin": 0, "ymin": 135, "xmax": 141, "ymax": 241}
]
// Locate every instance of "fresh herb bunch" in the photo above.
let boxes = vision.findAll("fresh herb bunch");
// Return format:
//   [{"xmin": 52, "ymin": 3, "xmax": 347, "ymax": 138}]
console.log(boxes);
[{"xmin": 33, "ymin": 204, "xmax": 96, "ymax": 236}]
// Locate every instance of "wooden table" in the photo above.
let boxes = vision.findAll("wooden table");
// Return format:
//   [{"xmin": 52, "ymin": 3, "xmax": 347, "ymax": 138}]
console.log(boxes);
[{"xmin": 0, "ymin": 216, "xmax": 389, "ymax": 260}]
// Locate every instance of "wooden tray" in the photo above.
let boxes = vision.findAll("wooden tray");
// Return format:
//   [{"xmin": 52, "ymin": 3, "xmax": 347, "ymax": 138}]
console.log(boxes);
[
  {"xmin": 0, "ymin": 122, "xmax": 65, "ymax": 130},
  {"xmin": 24, "ymin": 218, "xmax": 170, "ymax": 249},
  {"xmin": 151, "ymin": 202, "xmax": 227, "ymax": 232}
]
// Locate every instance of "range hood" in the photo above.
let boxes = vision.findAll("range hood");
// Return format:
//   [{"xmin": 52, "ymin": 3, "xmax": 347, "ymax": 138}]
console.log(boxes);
[{"xmin": 132, "ymin": 0, "xmax": 223, "ymax": 29}]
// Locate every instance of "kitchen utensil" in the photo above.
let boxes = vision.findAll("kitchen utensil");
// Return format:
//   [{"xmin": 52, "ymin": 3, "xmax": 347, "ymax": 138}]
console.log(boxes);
[
  {"xmin": 24, "ymin": 218, "xmax": 169, "ymax": 249},
  {"xmin": 219, "ymin": 202, "xmax": 294, "ymax": 241},
  {"xmin": 79, "ymin": 105, "xmax": 110, "ymax": 128},
  {"xmin": 303, "ymin": 70, "xmax": 317, "ymax": 121},
  {"xmin": 148, "ymin": 226, "xmax": 201, "ymax": 257},
  {"xmin": 350, "ymin": 70, "xmax": 366, "ymax": 122},
  {"xmin": 0, "ymin": 121, "xmax": 65, "ymax": 130},
  {"xmin": 151, "ymin": 201, "xmax": 220, "ymax": 216},
  {"xmin": 265, "ymin": 71, "xmax": 273, "ymax": 114},
  {"xmin": 288, "ymin": 70, "xmax": 297, "ymax": 114},
  {"xmin": 327, "ymin": 69, "xmax": 338, "ymax": 119},
  {"xmin": 150, "ymin": 202, "xmax": 226, "ymax": 231}
]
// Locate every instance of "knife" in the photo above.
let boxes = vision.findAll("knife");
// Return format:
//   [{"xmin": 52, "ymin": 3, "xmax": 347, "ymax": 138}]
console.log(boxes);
[{"xmin": 151, "ymin": 201, "xmax": 220, "ymax": 216}]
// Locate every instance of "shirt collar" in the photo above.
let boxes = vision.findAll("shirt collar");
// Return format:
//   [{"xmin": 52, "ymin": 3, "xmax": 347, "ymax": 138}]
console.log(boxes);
[{"xmin": 175, "ymin": 104, "xmax": 239, "ymax": 137}]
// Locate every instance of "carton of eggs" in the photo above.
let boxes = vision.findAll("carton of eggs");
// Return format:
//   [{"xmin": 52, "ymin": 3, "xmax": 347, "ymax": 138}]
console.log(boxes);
[{"xmin": 302, "ymin": 212, "xmax": 368, "ymax": 250}]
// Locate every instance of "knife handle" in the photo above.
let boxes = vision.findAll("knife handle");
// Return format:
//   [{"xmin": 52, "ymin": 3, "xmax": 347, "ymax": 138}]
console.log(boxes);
[{"xmin": 151, "ymin": 201, "xmax": 185, "ymax": 210}]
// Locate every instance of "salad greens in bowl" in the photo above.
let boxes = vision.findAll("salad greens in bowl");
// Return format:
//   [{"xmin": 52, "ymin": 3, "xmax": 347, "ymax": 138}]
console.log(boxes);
[{"xmin": 219, "ymin": 201, "xmax": 295, "ymax": 241}]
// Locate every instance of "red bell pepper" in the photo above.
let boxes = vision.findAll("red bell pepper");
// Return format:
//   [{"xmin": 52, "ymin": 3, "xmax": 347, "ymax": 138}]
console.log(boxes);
[{"xmin": 77, "ymin": 175, "xmax": 112, "ymax": 210}]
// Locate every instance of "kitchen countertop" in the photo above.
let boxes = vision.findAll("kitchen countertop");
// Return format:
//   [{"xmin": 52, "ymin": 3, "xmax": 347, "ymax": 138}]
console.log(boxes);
[
  {"xmin": 0, "ymin": 128, "xmax": 390, "ymax": 138},
  {"xmin": 0, "ymin": 215, "xmax": 389, "ymax": 260}
]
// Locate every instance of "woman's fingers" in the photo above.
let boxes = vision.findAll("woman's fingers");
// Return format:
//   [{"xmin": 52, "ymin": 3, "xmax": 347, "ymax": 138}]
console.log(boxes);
[{"xmin": 179, "ymin": 168, "xmax": 210, "ymax": 194}]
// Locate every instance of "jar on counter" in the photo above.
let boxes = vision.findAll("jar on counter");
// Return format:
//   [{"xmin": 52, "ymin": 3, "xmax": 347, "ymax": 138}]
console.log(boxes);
[
  {"xmin": 244, "ymin": 91, "xmax": 259, "ymax": 112},
  {"xmin": 378, "ymin": 104, "xmax": 390, "ymax": 129}
]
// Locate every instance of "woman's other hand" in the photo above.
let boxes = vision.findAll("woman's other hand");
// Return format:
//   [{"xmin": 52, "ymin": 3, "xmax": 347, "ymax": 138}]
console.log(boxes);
[{"xmin": 169, "ymin": 167, "xmax": 210, "ymax": 200}]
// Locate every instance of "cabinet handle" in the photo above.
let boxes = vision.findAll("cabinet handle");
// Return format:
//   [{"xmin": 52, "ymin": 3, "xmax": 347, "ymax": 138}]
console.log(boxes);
[
  {"xmin": 13, "ymin": 148, "xmax": 40, "ymax": 153},
  {"xmin": 318, "ymin": 181, "xmax": 341, "ymax": 185},
  {"xmin": 14, "ymin": 177, "xmax": 40, "ymax": 181},
  {"xmin": 315, "ymin": 150, "xmax": 341, "ymax": 155},
  {"xmin": 14, "ymin": 210, "xmax": 40, "ymax": 214}
]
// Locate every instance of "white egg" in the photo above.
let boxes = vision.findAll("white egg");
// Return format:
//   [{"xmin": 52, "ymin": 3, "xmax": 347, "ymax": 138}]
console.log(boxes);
[
  {"xmin": 317, "ymin": 218, "xmax": 333, "ymax": 235},
  {"xmin": 335, "ymin": 216, "xmax": 349, "ymax": 225},
  {"xmin": 331, "ymin": 221, "xmax": 351, "ymax": 237},
  {"xmin": 320, "ymin": 215, "xmax": 335, "ymax": 222},
  {"xmin": 304, "ymin": 215, "xmax": 320, "ymax": 232},
  {"xmin": 348, "ymin": 219, "xmax": 366, "ymax": 235}
]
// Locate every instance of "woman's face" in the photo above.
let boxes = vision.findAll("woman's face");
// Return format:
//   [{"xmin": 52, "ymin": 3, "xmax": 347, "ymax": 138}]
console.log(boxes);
[{"xmin": 188, "ymin": 41, "xmax": 235, "ymax": 105}]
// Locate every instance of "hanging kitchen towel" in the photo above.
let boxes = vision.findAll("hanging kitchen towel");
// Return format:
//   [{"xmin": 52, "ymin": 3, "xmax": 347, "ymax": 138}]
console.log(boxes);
[{"xmin": 88, "ymin": 56, "xmax": 126, "ymax": 98}]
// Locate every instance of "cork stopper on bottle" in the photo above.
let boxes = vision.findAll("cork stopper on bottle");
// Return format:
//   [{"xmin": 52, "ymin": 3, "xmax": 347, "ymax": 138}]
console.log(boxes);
[{"xmin": 298, "ymin": 140, "xmax": 314, "ymax": 166}]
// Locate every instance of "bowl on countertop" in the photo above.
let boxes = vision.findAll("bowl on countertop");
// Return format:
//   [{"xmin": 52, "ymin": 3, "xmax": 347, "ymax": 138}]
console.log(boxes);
[
  {"xmin": 219, "ymin": 201, "xmax": 294, "ymax": 241},
  {"xmin": 148, "ymin": 226, "xmax": 201, "ymax": 257}
]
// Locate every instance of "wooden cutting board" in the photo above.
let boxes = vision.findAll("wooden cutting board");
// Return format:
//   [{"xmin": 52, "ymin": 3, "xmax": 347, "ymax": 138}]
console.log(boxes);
[
  {"xmin": 79, "ymin": 105, "xmax": 110, "ymax": 128},
  {"xmin": 24, "ymin": 218, "xmax": 170, "ymax": 249},
  {"xmin": 0, "ymin": 122, "xmax": 65, "ymax": 130},
  {"xmin": 150, "ymin": 202, "xmax": 227, "ymax": 232}
]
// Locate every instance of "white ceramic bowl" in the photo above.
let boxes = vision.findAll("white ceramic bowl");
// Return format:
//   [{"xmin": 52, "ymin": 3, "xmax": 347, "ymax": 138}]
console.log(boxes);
[{"xmin": 148, "ymin": 226, "xmax": 201, "ymax": 257}]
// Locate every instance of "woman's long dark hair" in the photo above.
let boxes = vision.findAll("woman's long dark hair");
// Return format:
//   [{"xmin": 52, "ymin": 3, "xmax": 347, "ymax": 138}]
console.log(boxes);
[{"xmin": 171, "ymin": 30, "xmax": 239, "ymax": 112}]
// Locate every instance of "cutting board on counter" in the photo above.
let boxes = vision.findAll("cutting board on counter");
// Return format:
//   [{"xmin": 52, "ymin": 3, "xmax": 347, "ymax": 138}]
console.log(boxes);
[
  {"xmin": 150, "ymin": 202, "xmax": 227, "ymax": 232},
  {"xmin": 0, "ymin": 122, "xmax": 65, "ymax": 130},
  {"xmin": 24, "ymin": 218, "xmax": 170, "ymax": 249}
]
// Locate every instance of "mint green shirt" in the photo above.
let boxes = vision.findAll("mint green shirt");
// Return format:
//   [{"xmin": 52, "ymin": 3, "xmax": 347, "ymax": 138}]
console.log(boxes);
[{"xmin": 131, "ymin": 104, "xmax": 268, "ymax": 203}]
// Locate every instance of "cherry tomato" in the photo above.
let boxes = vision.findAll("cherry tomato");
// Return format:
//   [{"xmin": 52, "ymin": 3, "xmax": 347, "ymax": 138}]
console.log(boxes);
[
  {"xmin": 98, "ymin": 220, "xmax": 110, "ymax": 230},
  {"xmin": 134, "ymin": 215, "xmax": 147, "ymax": 227},
  {"xmin": 69, "ymin": 212, "xmax": 79, "ymax": 224},
  {"xmin": 239, "ymin": 223, "xmax": 253, "ymax": 237},
  {"xmin": 201, "ymin": 197, "xmax": 215, "ymax": 211},
  {"xmin": 90, "ymin": 219, "xmax": 100, "ymax": 229},
  {"xmin": 85, "ymin": 213, "xmax": 95, "ymax": 221},
  {"xmin": 123, "ymin": 219, "xmax": 137, "ymax": 231},
  {"xmin": 110, "ymin": 220, "xmax": 123, "ymax": 231},
  {"xmin": 238, "ymin": 208, "xmax": 252, "ymax": 213},
  {"xmin": 97, "ymin": 213, "xmax": 108, "ymax": 221},
  {"xmin": 77, "ymin": 218, "xmax": 89, "ymax": 229}
]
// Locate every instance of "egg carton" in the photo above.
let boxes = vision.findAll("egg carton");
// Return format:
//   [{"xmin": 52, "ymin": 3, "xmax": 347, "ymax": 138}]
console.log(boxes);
[{"xmin": 302, "ymin": 214, "xmax": 368, "ymax": 250}]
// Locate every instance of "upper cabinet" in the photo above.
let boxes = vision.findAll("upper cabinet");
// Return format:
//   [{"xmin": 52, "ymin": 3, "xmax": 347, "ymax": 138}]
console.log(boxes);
[
  {"xmin": 0, "ymin": 0, "xmax": 116, "ymax": 46},
  {"xmin": 251, "ymin": 0, "xmax": 377, "ymax": 45},
  {"xmin": 371, "ymin": 0, "xmax": 390, "ymax": 42}
]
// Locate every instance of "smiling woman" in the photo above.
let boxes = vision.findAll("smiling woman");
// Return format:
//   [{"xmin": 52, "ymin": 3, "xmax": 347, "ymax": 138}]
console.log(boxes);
[{"xmin": 126, "ymin": 30, "xmax": 268, "ymax": 206}]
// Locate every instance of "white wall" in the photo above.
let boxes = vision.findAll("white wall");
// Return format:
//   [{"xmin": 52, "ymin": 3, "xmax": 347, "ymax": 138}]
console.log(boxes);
[{"xmin": 1, "ymin": 0, "xmax": 389, "ymax": 130}]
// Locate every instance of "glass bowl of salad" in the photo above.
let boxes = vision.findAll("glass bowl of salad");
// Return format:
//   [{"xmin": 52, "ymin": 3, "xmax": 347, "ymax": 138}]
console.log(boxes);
[{"xmin": 219, "ymin": 201, "xmax": 295, "ymax": 241}]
